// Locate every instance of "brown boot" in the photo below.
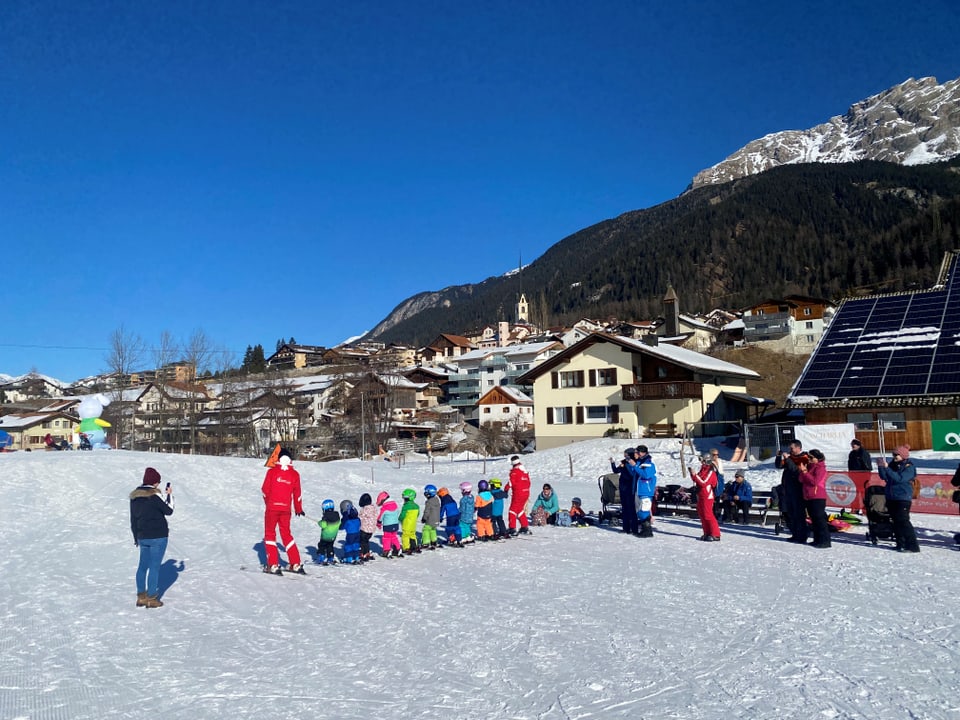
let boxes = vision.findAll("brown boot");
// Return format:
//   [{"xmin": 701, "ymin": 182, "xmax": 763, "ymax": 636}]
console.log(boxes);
[
  {"xmin": 144, "ymin": 595, "xmax": 164, "ymax": 609},
  {"xmin": 136, "ymin": 592, "xmax": 148, "ymax": 607}
]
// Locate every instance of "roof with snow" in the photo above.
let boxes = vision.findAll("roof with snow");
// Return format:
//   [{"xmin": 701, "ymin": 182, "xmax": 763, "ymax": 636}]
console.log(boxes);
[
  {"xmin": 517, "ymin": 333, "xmax": 759, "ymax": 383},
  {"xmin": 789, "ymin": 250, "xmax": 960, "ymax": 407}
]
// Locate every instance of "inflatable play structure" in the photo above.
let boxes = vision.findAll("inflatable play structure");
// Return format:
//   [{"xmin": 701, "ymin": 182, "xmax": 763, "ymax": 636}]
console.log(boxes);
[{"xmin": 76, "ymin": 394, "xmax": 112, "ymax": 449}]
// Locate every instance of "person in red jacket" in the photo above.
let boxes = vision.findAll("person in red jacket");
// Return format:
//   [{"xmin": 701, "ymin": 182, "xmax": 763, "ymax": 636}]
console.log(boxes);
[
  {"xmin": 261, "ymin": 447, "xmax": 305, "ymax": 574},
  {"xmin": 505, "ymin": 455, "xmax": 531, "ymax": 535},
  {"xmin": 690, "ymin": 453, "xmax": 721, "ymax": 541}
]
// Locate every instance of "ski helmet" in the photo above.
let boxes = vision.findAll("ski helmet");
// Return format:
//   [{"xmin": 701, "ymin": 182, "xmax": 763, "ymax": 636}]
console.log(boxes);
[
  {"xmin": 340, "ymin": 499, "xmax": 354, "ymax": 516},
  {"xmin": 402, "ymin": 488, "xmax": 416, "ymax": 501},
  {"xmin": 572, "ymin": 496, "xmax": 582, "ymax": 506},
  {"xmin": 322, "ymin": 498, "xmax": 335, "ymax": 512},
  {"xmin": 359, "ymin": 493, "xmax": 372, "ymax": 507},
  {"xmin": 459, "ymin": 481, "xmax": 472, "ymax": 494},
  {"xmin": 437, "ymin": 487, "xmax": 449, "ymax": 497},
  {"xmin": 477, "ymin": 480, "xmax": 489, "ymax": 492},
  {"xmin": 376, "ymin": 491, "xmax": 390, "ymax": 506},
  {"xmin": 489, "ymin": 478, "xmax": 502, "ymax": 489},
  {"xmin": 423, "ymin": 484, "xmax": 437, "ymax": 498}
]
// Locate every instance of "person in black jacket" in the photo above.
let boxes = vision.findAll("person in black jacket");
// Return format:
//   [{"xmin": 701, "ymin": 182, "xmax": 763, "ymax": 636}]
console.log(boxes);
[
  {"xmin": 847, "ymin": 439, "xmax": 873, "ymax": 471},
  {"xmin": 610, "ymin": 449, "xmax": 638, "ymax": 535},
  {"xmin": 775, "ymin": 440, "xmax": 809, "ymax": 543},
  {"xmin": 130, "ymin": 467, "xmax": 173, "ymax": 608}
]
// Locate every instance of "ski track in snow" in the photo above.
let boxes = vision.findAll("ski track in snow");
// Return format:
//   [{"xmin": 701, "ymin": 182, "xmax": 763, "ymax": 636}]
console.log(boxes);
[{"xmin": 1, "ymin": 441, "xmax": 959, "ymax": 720}]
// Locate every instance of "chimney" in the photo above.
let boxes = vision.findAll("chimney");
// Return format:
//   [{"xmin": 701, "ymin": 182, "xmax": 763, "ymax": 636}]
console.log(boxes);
[{"xmin": 641, "ymin": 334, "xmax": 659, "ymax": 347}]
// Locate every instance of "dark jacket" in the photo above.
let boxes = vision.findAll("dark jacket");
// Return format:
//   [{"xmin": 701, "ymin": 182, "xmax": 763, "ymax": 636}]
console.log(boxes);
[
  {"xmin": 878, "ymin": 459, "xmax": 917, "ymax": 502},
  {"xmin": 775, "ymin": 451, "xmax": 806, "ymax": 490},
  {"xmin": 847, "ymin": 447, "xmax": 873, "ymax": 471},
  {"xmin": 130, "ymin": 485, "xmax": 174, "ymax": 541}
]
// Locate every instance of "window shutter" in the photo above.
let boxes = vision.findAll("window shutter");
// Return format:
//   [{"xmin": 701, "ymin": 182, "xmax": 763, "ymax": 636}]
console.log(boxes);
[
  {"xmin": 589, "ymin": 369, "xmax": 597, "ymax": 386},
  {"xmin": 551, "ymin": 372, "xmax": 558, "ymax": 389},
  {"xmin": 577, "ymin": 370, "xmax": 585, "ymax": 387},
  {"xmin": 575, "ymin": 406, "xmax": 583, "ymax": 424},
  {"xmin": 610, "ymin": 404, "xmax": 619, "ymax": 423},
  {"xmin": 610, "ymin": 368, "xmax": 617, "ymax": 383},
  {"xmin": 547, "ymin": 407, "xmax": 554, "ymax": 424}
]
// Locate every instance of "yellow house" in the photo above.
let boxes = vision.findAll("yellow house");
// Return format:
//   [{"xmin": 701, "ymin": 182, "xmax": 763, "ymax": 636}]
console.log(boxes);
[{"xmin": 517, "ymin": 333, "xmax": 762, "ymax": 450}]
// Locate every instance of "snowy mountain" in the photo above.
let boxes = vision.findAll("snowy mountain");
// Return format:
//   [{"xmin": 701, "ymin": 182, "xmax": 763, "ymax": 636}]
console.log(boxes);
[
  {"xmin": 690, "ymin": 76, "xmax": 960, "ymax": 189},
  {"xmin": 2, "ymin": 441, "xmax": 958, "ymax": 719},
  {"xmin": 0, "ymin": 370, "xmax": 66, "ymax": 389}
]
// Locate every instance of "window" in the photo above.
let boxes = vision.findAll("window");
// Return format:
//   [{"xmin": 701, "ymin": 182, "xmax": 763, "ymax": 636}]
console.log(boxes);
[
  {"xmin": 483, "ymin": 407, "xmax": 491, "ymax": 414},
  {"xmin": 598, "ymin": 368, "xmax": 617, "ymax": 386},
  {"xmin": 547, "ymin": 407, "xmax": 573, "ymax": 424},
  {"xmin": 878, "ymin": 412, "xmax": 906, "ymax": 430},
  {"xmin": 806, "ymin": 335, "xmax": 815, "ymax": 343},
  {"xmin": 502, "ymin": 407, "xmax": 510, "ymax": 413},
  {"xmin": 805, "ymin": 321, "xmax": 814, "ymax": 329},
  {"xmin": 657, "ymin": 366, "xmax": 668, "ymax": 379},
  {"xmin": 559, "ymin": 371, "xmax": 585, "ymax": 388},
  {"xmin": 585, "ymin": 406, "xmax": 611, "ymax": 423},
  {"xmin": 847, "ymin": 413, "xmax": 874, "ymax": 430},
  {"xmin": 803, "ymin": 307, "xmax": 812, "ymax": 316}
]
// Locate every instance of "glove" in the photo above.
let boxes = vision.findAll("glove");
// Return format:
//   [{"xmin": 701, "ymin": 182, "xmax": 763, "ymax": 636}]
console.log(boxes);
[{"xmin": 296, "ymin": 511, "xmax": 305, "ymax": 517}]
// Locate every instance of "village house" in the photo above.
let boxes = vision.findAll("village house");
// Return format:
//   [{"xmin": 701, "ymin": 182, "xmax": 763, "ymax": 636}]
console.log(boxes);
[
  {"xmin": 517, "ymin": 333, "xmax": 762, "ymax": 450},
  {"xmin": 741, "ymin": 295, "xmax": 834, "ymax": 353},
  {"xmin": 418, "ymin": 334, "xmax": 477, "ymax": 364},
  {"xmin": 476, "ymin": 385, "xmax": 534, "ymax": 429},
  {"xmin": 0, "ymin": 410, "xmax": 80, "ymax": 451},
  {"xmin": 266, "ymin": 343, "xmax": 329, "ymax": 369}
]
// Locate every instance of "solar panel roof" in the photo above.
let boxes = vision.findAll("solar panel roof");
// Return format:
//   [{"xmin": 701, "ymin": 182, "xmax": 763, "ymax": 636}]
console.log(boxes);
[{"xmin": 789, "ymin": 251, "xmax": 960, "ymax": 405}]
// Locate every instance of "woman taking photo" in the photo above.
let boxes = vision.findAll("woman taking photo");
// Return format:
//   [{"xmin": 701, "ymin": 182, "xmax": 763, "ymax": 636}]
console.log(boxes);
[{"xmin": 798, "ymin": 449, "xmax": 831, "ymax": 549}]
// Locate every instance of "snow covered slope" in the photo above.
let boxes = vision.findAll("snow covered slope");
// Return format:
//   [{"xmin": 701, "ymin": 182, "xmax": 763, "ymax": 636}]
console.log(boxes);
[
  {"xmin": 691, "ymin": 76, "xmax": 960, "ymax": 189},
  {"xmin": 1, "ymin": 441, "xmax": 958, "ymax": 719}
]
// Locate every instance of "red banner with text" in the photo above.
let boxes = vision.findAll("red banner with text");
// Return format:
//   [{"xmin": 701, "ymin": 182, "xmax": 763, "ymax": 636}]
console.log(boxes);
[{"xmin": 825, "ymin": 471, "xmax": 959, "ymax": 515}]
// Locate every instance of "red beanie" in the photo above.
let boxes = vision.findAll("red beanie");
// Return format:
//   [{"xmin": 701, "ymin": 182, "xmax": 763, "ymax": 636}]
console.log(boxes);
[
  {"xmin": 895, "ymin": 445, "xmax": 910, "ymax": 460},
  {"xmin": 143, "ymin": 467, "xmax": 162, "ymax": 485}
]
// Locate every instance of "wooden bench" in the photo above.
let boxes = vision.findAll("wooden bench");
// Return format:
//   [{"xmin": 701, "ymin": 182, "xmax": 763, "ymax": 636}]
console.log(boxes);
[
  {"xmin": 645, "ymin": 423, "xmax": 677, "ymax": 438},
  {"xmin": 652, "ymin": 486, "xmax": 782, "ymax": 528}
]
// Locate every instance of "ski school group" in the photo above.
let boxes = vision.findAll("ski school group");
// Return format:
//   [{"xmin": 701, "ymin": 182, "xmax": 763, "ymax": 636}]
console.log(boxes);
[{"xmin": 258, "ymin": 448, "xmax": 589, "ymax": 577}]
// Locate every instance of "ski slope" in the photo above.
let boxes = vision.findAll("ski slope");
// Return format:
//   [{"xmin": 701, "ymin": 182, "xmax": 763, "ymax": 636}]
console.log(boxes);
[{"xmin": 1, "ymin": 440, "xmax": 958, "ymax": 720}]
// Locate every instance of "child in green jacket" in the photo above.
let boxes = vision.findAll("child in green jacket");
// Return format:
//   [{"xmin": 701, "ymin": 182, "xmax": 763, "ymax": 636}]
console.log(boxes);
[
  {"xmin": 317, "ymin": 498, "xmax": 341, "ymax": 565},
  {"xmin": 399, "ymin": 488, "xmax": 421, "ymax": 554}
]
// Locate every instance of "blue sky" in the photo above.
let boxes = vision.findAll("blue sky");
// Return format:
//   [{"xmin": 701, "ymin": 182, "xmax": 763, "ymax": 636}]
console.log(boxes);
[{"xmin": 1, "ymin": 0, "xmax": 958, "ymax": 382}]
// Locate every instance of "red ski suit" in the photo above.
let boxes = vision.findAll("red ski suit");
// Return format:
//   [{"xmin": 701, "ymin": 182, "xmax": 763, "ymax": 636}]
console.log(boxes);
[
  {"xmin": 691, "ymin": 464, "xmax": 721, "ymax": 539},
  {"xmin": 262, "ymin": 465, "xmax": 304, "ymax": 567},
  {"xmin": 506, "ymin": 465, "xmax": 531, "ymax": 530}
]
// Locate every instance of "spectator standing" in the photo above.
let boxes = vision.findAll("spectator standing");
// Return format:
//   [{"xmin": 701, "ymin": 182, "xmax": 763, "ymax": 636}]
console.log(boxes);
[
  {"xmin": 611, "ymin": 450, "xmax": 638, "ymax": 535},
  {"xmin": 129, "ymin": 467, "xmax": 173, "ymax": 608},
  {"xmin": 506, "ymin": 455, "xmax": 531, "ymax": 535},
  {"xmin": 628, "ymin": 445, "xmax": 657, "ymax": 538},
  {"xmin": 798, "ymin": 449, "xmax": 831, "ymax": 548},
  {"xmin": 689, "ymin": 453, "xmax": 721, "ymax": 541},
  {"xmin": 877, "ymin": 446, "xmax": 921, "ymax": 553},
  {"xmin": 848, "ymin": 439, "xmax": 873, "ymax": 471},
  {"xmin": 775, "ymin": 440, "xmax": 809, "ymax": 544}
]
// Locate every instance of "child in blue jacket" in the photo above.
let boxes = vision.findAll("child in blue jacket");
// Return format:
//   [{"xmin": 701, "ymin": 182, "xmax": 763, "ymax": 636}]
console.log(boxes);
[
  {"xmin": 458, "ymin": 482, "xmax": 476, "ymax": 543},
  {"xmin": 340, "ymin": 500, "xmax": 362, "ymax": 564},
  {"xmin": 490, "ymin": 477, "xmax": 508, "ymax": 539},
  {"xmin": 438, "ymin": 487, "xmax": 462, "ymax": 546}
]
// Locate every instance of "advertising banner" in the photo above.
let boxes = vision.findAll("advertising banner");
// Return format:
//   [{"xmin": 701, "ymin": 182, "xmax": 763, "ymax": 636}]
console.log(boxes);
[
  {"xmin": 930, "ymin": 420, "xmax": 960, "ymax": 452},
  {"xmin": 824, "ymin": 471, "xmax": 958, "ymax": 515},
  {"xmin": 795, "ymin": 423, "xmax": 856, "ymax": 465}
]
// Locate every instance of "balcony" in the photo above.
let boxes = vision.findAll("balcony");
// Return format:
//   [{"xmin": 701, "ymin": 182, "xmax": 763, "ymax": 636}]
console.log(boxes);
[{"xmin": 621, "ymin": 381, "xmax": 703, "ymax": 401}]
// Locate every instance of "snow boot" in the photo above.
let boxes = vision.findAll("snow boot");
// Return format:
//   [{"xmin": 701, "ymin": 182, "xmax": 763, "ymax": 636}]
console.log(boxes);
[
  {"xmin": 288, "ymin": 563, "xmax": 306, "ymax": 574},
  {"xmin": 263, "ymin": 564, "xmax": 283, "ymax": 575},
  {"xmin": 143, "ymin": 595, "xmax": 164, "ymax": 608},
  {"xmin": 136, "ymin": 591, "xmax": 148, "ymax": 607},
  {"xmin": 638, "ymin": 520, "xmax": 654, "ymax": 538},
  {"xmin": 518, "ymin": 527, "xmax": 530, "ymax": 535}
]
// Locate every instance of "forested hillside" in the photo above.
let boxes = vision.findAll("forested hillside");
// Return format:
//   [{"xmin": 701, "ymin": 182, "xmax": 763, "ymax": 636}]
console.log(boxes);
[{"xmin": 370, "ymin": 159, "xmax": 960, "ymax": 346}]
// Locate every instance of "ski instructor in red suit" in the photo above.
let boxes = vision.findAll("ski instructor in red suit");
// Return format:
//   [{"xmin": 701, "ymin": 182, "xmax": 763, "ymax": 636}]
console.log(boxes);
[
  {"xmin": 261, "ymin": 447, "xmax": 305, "ymax": 574},
  {"xmin": 506, "ymin": 455, "xmax": 531, "ymax": 535}
]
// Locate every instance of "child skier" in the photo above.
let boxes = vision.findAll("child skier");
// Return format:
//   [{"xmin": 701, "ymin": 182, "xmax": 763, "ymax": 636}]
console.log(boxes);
[
  {"xmin": 458, "ymin": 482, "xmax": 476, "ymax": 543},
  {"xmin": 474, "ymin": 480, "xmax": 495, "ymax": 541},
  {"xmin": 569, "ymin": 497, "xmax": 590, "ymax": 526},
  {"xmin": 377, "ymin": 491, "xmax": 403, "ymax": 558},
  {"xmin": 399, "ymin": 488, "xmax": 421, "ymax": 554},
  {"xmin": 421, "ymin": 484, "xmax": 441, "ymax": 550},
  {"xmin": 357, "ymin": 493, "xmax": 378, "ymax": 561},
  {"xmin": 438, "ymin": 487, "xmax": 462, "ymax": 546},
  {"xmin": 317, "ymin": 499, "xmax": 341, "ymax": 565},
  {"xmin": 340, "ymin": 499, "xmax": 362, "ymax": 564},
  {"xmin": 489, "ymin": 477, "xmax": 508, "ymax": 539}
]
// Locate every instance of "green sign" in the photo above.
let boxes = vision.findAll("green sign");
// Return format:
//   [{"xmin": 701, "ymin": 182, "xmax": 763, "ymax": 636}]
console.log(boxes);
[{"xmin": 930, "ymin": 420, "xmax": 960, "ymax": 451}]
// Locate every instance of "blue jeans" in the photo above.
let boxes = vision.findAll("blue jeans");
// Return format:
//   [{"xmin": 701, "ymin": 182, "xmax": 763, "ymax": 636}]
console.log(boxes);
[{"xmin": 136, "ymin": 537, "xmax": 168, "ymax": 597}]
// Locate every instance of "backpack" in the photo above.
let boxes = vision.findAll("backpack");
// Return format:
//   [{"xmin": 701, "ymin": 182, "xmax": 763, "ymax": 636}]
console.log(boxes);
[{"xmin": 712, "ymin": 464, "xmax": 725, "ymax": 497}]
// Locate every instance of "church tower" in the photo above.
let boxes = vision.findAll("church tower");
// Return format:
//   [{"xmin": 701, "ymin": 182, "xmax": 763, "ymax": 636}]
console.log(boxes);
[
  {"xmin": 663, "ymin": 284, "xmax": 679, "ymax": 337},
  {"xmin": 516, "ymin": 293, "xmax": 529, "ymax": 323}
]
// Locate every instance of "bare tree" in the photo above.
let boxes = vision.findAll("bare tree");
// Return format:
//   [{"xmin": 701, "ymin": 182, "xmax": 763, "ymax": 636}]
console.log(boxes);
[
  {"xmin": 182, "ymin": 329, "xmax": 213, "ymax": 454},
  {"xmin": 151, "ymin": 330, "xmax": 179, "ymax": 453},
  {"xmin": 103, "ymin": 325, "xmax": 145, "ymax": 449}
]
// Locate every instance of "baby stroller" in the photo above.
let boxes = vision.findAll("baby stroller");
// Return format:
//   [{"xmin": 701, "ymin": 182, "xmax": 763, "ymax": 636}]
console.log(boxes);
[
  {"xmin": 864, "ymin": 484, "xmax": 896, "ymax": 545},
  {"xmin": 78, "ymin": 433, "xmax": 93, "ymax": 451},
  {"xmin": 597, "ymin": 473, "xmax": 622, "ymax": 525}
]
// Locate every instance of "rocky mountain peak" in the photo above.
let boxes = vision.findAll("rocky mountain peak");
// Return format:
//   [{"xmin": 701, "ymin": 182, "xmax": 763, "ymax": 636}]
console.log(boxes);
[{"xmin": 689, "ymin": 76, "xmax": 960, "ymax": 189}]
